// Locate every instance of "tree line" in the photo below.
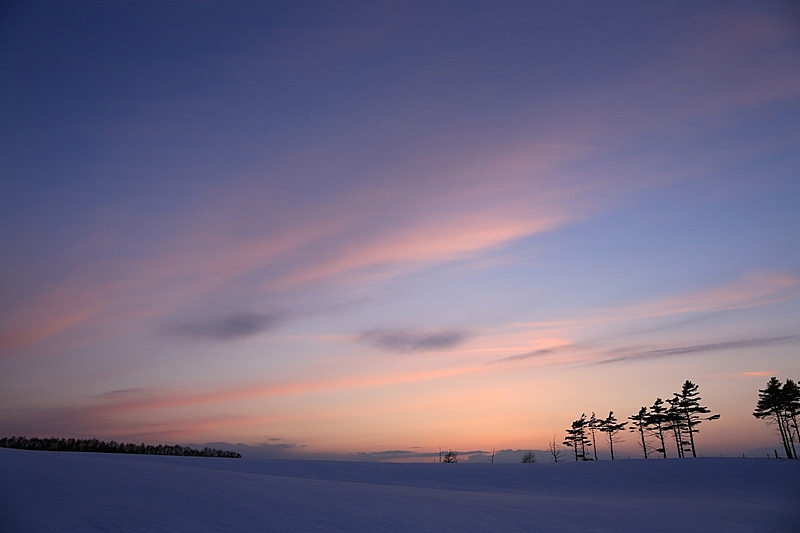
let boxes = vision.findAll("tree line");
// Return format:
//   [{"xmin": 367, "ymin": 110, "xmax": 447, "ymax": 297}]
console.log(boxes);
[
  {"xmin": 559, "ymin": 380, "xmax": 720, "ymax": 461},
  {"xmin": 0, "ymin": 436, "xmax": 241, "ymax": 458}
]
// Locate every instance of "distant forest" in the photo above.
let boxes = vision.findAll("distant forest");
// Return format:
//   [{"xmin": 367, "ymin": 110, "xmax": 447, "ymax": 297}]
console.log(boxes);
[{"xmin": 0, "ymin": 436, "xmax": 241, "ymax": 458}]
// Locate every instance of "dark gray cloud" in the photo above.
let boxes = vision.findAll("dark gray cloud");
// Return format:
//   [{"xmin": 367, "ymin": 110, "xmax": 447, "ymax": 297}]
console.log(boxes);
[
  {"xmin": 596, "ymin": 335, "xmax": 800, "ymax": 365},
  {"xmin": 491, "ymin": 348, "xmax": 557, "ymax": 364},
  {"xmin": 168, "ymin": 312, "xmax": 283, "ymax": 341},
  {"xmin": 92, "ymin": 388, "xmax": 159, "ymax": 400},
  {"xmin": 360, "ymin": 328, "xmax": 471, "ymax": 353}
]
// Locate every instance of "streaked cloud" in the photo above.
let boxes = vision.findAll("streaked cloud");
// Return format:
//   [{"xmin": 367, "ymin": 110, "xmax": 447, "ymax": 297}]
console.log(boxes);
[
  {"xmin": 491, "ymin": 347, "xmax": 561, "ymax": 364},
  {"xmin": 628, "ymin": 272, "xmax": 800, "ymax": 319},
  {"xmin": 596, "ymin": 336, "xmax": 800, "ymax": 365},
  {"xmin": 514, "ymin": 271, "xmax": 800, "ymax": 335},
  {"xmin": 718, "ymin": 371, "xmax": 777, "ymax": 379}
]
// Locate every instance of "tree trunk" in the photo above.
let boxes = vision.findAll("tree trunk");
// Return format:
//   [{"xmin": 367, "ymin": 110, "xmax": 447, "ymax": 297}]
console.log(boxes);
[
  {"xmin": 657, "ymin": 427, "xmax": 667, "ymax": 459},
  {"xmin": 787, "ymin": 412, "xmax": 799, "ymax": 459},
  {"xmin": 639, "ymin": 426, "xmax": 648, "ymax": 459},
  {"xmin": 781, "ymin": 412, "xmax": 796, "ymax": 459},
  {"xmin": 684, "ymin": 409, "xmax": 697, "ymax": 458},
  {"xmin": 792, "ymin": 413, "xmax": 800, "ymax": 445},
  {"xmin": 672, "ymin": 425, "xmax": 684, "ymax": 458},
  {"xmin": 775, "ymin": 412, "xmax": 793, "ymax": 459}
]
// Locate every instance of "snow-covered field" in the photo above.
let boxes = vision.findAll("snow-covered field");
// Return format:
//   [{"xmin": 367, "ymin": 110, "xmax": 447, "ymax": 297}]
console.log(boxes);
[{"xmin": 2, "ymin": 448, "xmax": 798, "ymax": 532}]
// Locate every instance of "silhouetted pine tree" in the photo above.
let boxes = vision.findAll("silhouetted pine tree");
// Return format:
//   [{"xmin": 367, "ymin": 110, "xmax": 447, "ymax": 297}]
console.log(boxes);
[
  {"xmin": 673, "ymin": 380, "xmax": 720, "ymax": 458},
  {"xmin": 754, "ymin": 377, "xmax": 797, "ymax": 459},
  {"xmin": 645, "ymin": 397, "xmax": 670, "ymax": 458},
  {"xmin": 587, "ymin": 412, "xmax": 601, "ymax": 461},
  {"xmin": 782, "ymin": 379, "xmax": 800, "ymax": 455},
  {"xmin": 666, "ymin": 395, "xmax": 689, "ymax": 458},
  {"xmin": 628, "ymin": 406, "xmax": 651, "ymax": 459},
  {"xmin": 563, "ymin": 424, "xmax": 581, "ymax": 461},
  {"xmin": 563, "ymin": 414, "xmax": 592, "ymax": 461},
  {"xmin": 599, "ymin": 411, "xmax": 626, "ymax": 460},
  {"xmin": 442, "ymin": 450, "xmax": 458, "ymax": 463}
]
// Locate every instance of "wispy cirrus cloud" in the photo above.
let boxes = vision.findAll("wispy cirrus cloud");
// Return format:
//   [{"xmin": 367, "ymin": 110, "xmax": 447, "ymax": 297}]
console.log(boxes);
[
  {"xmin": 0, "ymin": 363, "xmax": 490, "ymax": 441},
  {"xmin": 0, "ymin": 147, "xmax": 588, "ymax": 357},
  {"xmin": 595, "ymin": 335, "xmax": 800, "ymax": 365},
  {"xmin": 491, "ymin": 347, "xmax": 564, "ymax": 364},
  {"xmin": 489, "ymin": 272, "xmax": 800, "ymax": 367},
  {"xmin": 514, "ymin": 271, "xmax": 800, "ymax": 335},
  {"xmin": 489, "ymin": 334, "xmax": 799, "ymax": 368},
  {"xmin": 718, "ymin": 371, "xmax": 777, "ymax": 379},
  {"xmin": 627, "ymin": 272, "xmax": 800, "ymax": 319}
]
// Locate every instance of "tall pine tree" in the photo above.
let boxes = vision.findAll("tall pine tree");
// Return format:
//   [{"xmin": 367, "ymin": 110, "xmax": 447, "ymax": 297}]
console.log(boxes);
[
  {"xmin": 665, "ymin": 395, "xmax": 688, "ymax": 458},
  {"xmin": 753, "ymin": 377, "xmax": 796, "ymax": 459},
  {"xmin": 563, "ymin": 414, "xmax": 592, "ymax": 461},
  {"xmin": 629, "ymin": 406, "xmax": 651, "ymax": 459},
  {"xmin": 782, "ymin": 379, "xmax": 800, "ymax": 456},
  {"xmin": 645, "ymin": 397, "xmax": 670, "ymax": 458},
  {"xmin": 600, "ymin": 411, "xmax": 626, "ymax": 460},
  {"xmin": 588, "ymin": 412, "xmax": 601, "ymax": 461},
  {"xmin": 673, "ymin": 380, "xmax": 720, "ymax": 458}
]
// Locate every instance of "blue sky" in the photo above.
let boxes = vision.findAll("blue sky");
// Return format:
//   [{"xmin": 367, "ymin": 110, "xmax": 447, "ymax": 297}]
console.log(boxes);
[{"xmin": 1, "ymin": 0, "xmax": 799, "ymax": 458}]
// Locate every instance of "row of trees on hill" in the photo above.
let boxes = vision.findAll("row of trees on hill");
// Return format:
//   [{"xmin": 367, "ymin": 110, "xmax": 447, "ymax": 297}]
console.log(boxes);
[
  {"xmin": 753, "ymin": 377, "xmax": 800, "ymax": 459},
  {"xmin": 561, "ymin": 380, "xmax": 719, "ymax": 461},
  {"xmin": 0, "ymin": 436, "xmax": 241, "ymax": 458}
]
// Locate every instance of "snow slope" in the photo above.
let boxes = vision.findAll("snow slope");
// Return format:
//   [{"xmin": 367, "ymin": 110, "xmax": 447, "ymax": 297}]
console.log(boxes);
[{"xmin": 1, "ymin": 448, "xmax": 798, "ymax": 532}]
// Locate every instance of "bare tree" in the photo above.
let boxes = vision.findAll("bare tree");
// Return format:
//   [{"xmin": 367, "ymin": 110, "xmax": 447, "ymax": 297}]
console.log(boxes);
[{"xmin": 548, "ymin": 435, "xmax": 564, "ymax": 463}]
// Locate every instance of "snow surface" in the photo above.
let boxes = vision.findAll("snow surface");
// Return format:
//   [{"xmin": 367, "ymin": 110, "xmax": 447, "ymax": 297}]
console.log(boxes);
[{"xmin": 2, "ymin": 448, "xmax": 798, "ymax": 532}]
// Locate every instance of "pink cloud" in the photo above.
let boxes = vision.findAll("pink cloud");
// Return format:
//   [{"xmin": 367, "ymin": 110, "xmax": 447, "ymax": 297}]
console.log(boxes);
[
  {"xmin": 0, "ymin": 363, "xmax": 493, "ymax": 441},
  {"xmin": 94, "ymin": 364, "xmax": 487, "ymax": 416},
  {"xmin": 272, "ymin": 208, "xmax": 568, "ymax": 290},
  {"xmin": 491, "ymin": 272, "xmax": 800, "ymax": 365},
  {"xmin": 718, "ymin": 371, "xmax": 777, "ymax": 379},
  {"xmin": 1, "ymin": 145, "xmax": 592, "ymax": 356},
  {"xmin": 5, "ymin": 6, "xmax": 795, "ymax": 358},
  {"xmin": 0, "ymin": 216, "xmax": 347, "ymax": 355}
]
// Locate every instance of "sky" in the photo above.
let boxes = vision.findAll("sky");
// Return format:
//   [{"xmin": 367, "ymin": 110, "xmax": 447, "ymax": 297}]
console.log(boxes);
[{"xmin": 1, "ymin": 0, "xmax": 799, "ymax": 460}]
